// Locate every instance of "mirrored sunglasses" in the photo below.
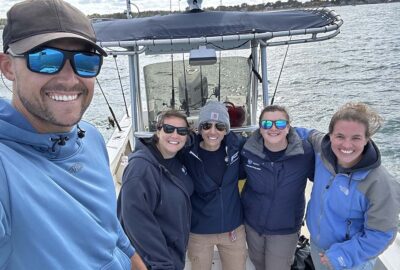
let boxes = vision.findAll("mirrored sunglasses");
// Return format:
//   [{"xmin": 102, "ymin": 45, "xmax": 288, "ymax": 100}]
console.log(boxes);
[
  {"xmin": 159, "ymin": 124, "xmax": 189, "ymax": 136},
  {"xmin": 260, "ymin": 119, "xmax": 288, "ymax": 130},
  {"xmin": 201, "ymin": 122, "xmax": 227, "ymax": 132},
  {"xmin": 9, "ymin": 47, "xmax": 103, "ymax": 78}
]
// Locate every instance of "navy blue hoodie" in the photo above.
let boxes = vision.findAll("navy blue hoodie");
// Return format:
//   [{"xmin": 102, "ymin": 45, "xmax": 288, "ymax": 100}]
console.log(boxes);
[
  {"xmin": 241, "ymin": 127, "xmax": 314, "ymax": 235},
  {"xmin": 182, "ymin": 132, "xmax": 245, "ymax": 234},
  {"xmin": 118, "ymin": 138, "xmax": 193, "ymax": 270}
]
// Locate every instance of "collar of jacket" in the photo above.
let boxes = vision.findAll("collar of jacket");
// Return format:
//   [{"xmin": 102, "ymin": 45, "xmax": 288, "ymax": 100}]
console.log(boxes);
[
  {"xmin": 0, "ymin": 99, "xmax": 83, "ymax": 159},
  {"xmin": 243, "ymin": 127, "xmax": 304, "ymax": 160}
]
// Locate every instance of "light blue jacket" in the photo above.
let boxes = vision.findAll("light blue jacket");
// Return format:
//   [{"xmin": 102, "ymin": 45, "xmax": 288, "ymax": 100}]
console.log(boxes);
[
  {"xmin": 306, "ymin": 130, "xmax": 400, "ymax": 270},
  {"xmin": 0, "ymin": 99, "xmax": 134, "ymax": 270}
]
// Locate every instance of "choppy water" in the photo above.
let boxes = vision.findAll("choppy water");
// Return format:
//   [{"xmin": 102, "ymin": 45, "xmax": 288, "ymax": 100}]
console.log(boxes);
[{"xmin": 1, "ymin": 3, "xmax": 399, "ymax": 179}]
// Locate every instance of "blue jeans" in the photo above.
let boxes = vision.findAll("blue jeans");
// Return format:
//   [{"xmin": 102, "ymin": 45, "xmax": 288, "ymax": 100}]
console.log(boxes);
[{"xmin": 310, "ymin": 241, "xmax": 376, "ymax": 270}]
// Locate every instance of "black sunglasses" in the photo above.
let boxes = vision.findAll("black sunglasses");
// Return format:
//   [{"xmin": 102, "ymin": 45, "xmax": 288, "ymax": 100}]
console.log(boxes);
[
  {"xmin": 158, "ymin": 124, "xmax": 189, "ymax": 136},
  {"xmin": 201, "ymin": 122, "xmax": 227, "ymax": 132},
  {"xmin": 9, "ymin": 47, "xmax": 103, "ymax": 78}
]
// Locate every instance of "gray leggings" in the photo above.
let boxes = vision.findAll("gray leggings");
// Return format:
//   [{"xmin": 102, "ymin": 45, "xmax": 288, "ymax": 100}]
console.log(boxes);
[{"xmin": 245, "ymin": 224, "xmax": 298, "ymax": 270}]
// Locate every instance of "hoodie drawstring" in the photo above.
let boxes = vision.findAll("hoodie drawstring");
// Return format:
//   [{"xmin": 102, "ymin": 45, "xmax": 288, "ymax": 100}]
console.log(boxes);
[{"xmin": 50, "ymin": 136, "xmax": 69, "ymax": 152}]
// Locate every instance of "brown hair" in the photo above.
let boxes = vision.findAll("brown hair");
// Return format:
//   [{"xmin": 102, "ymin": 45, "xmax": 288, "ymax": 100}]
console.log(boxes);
[
  {"xmin": 329, "ymin": 102, "xmax": 383, "ymax": 138},
  {"xmin": 153, "ymin": 110, "xmax": 189, "ymax": 143},
  {"xmin": 258, "ymin": 105, "xmax": 290, "ymax": 126}
]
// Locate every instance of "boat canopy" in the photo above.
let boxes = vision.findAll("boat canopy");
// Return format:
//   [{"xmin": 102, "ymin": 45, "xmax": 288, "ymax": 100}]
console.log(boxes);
[
  {"xmin": 94, "ymin": 8, "xmax": 343, "ymax": 51},
  {"xmin": 93, "ymin": 8, "xmax": 343, "ymax": 134}
]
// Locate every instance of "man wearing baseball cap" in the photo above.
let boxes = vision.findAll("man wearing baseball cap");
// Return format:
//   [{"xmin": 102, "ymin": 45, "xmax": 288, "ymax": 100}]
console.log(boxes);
[{"xmin": 0, "ymin": 0, "xmax": 146, "ymax": 269}]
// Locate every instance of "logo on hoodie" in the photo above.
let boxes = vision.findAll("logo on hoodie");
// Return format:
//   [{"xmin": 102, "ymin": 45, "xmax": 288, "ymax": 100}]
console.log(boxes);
[
  {"xmin": 68, "ymin": 163, "xmax": 83, "ymax": 174},
  {"xmin": 245, "ymin": 159, "xmax": 261, "ymax": 170},
  {"xmin": 337, "ymin": 256, "xmax": 346, "ymax": 267},
  {"xmin": 181, "ymin": 165, "xmax": 187, "ymax": 175},
  {"xmin": 339, "ymin": 185, "xmax": 349, "ymax": 196},
  {"xmin": 230, "ymin": 151, "xmax": 239, "ymax": 164}
]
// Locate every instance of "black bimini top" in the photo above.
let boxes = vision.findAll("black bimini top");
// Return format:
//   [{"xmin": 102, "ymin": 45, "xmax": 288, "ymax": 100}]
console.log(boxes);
[{"xmin": 93, "ymin": 8, "xmax": 342, "ymax": 45}]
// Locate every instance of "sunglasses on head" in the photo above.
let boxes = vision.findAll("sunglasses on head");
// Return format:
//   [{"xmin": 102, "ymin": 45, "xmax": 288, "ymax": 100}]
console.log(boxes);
[
  {"xmin": 9, "ymin": 47, "xmax": 103, "ymax": 78},
  {"xmin": 260, "ymin": 119, "xmax": 288, "ymax": 130},
  {"xmin": 201, "ymin": 122, "xmax": 227, "ymax": 132},
  {"xmin": 158, "ymin": 124, "xmax": 189, "ymax": 136}
]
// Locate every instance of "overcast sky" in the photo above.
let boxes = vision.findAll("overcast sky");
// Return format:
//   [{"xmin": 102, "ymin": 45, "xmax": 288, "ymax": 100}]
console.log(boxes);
[{"xmin": 0, "ymin": 0, "xmax": 269, "ymax": 18}]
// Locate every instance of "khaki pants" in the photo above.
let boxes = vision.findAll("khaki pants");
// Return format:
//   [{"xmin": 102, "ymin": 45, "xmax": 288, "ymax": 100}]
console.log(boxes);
[
  {"xmin": 187, "ymin": 224, "xmax": 248, "ymax": 270},
  {"xmin": 245, "ymin": 224, "xmax": 298, "ymax": 270}
]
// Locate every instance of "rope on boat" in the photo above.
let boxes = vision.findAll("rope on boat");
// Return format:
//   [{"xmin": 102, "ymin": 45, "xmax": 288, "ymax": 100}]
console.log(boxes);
[
  {"xmin": 113, "ymin": 55, "xmax": 130, "ymax": 117},
  {"xmin": 96, "ymin": 78, "xmax": 122, "ymax": 132},
  {"xmin": 270, "ymin": 37, "xmax": 291, "ymax": 105},
  {"xmin": 247, "ymin": 47, "xmax": 263, "ymax": 84}
]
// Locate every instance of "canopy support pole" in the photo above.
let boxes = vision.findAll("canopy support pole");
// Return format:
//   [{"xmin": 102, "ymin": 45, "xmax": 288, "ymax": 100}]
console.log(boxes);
[
  {"xmin": 251, "ymin": 40, "xmax": 259, "ymax": 125},
  {"xmin": 260, "ymin": 43, "xmax": 269, "ymax": 107}
]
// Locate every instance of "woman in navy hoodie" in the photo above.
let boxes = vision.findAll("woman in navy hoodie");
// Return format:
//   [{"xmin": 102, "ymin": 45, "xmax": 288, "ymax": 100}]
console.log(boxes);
[
  {"xmin": 118, "ymin": 110, "xmax": 194, "ymax": 270},
  {"xmin": 183, "ymin": 101, "xmax": 247, "ymax": 270}
]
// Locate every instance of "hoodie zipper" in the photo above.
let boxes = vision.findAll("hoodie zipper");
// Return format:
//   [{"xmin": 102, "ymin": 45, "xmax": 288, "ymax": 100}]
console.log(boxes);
[{"xmin": 191, "ymin": 148, "xmax": 228, "ymax": 232}]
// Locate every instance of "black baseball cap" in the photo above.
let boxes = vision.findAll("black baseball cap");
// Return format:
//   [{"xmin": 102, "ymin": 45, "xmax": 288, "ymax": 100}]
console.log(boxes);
[{"xmin": 3, "ymin": 0, "xmax": 106, "ymax": 56}]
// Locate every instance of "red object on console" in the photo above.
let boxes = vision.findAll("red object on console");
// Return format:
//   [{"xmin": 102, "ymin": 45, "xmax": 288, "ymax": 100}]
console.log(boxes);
[{"xmin": 224, "ymin": 101, "xmax": 246, "ymax": 127}]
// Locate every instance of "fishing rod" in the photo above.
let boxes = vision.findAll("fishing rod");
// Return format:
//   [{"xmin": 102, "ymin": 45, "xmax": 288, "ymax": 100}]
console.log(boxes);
[
  {"xmin": 96, "ymin": 78, "xmax": 122, "ymax": 132},
  {"xmin": 113, "ymin": 55, "xmax": 130, "ymax": 117},
  {"xmin": 170, "ymin": 0, "xmax": 176, "ymax": 109},
  {"xmin": 270, "ymin": 38, "xmax": 291, "ymax": 105},
  {"xmin": 218, "ymin": 0, "xmax": 222, "ymax": 102}
]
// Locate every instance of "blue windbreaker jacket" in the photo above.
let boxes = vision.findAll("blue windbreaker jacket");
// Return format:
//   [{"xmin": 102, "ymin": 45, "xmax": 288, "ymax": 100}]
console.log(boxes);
[
  {"xmin": 118, "ymin": 138, "xmax": 194, "ymax": 270},
  {"xmin": 306, "ymin": 131, "xmax": 400, "ymax": 270},
  {"xmin": 182, "ymin": 132, "xmax": 245, "ymax": 234},
  {"xmin": 241, "ymin": 127, "xmax": 314, "ymax": 235},
  {"xmin": 0, "ymin": 99, "xmax": 134, "ymax": 270}
]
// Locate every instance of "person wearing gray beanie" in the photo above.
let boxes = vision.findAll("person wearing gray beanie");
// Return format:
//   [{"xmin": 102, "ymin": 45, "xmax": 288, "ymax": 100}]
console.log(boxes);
[
  {"xmin": 198, "ymin": 101, "xmax": 231, "ymax": 133},
  {"xmin": 181, "ymin": 100, "xmax": 247, "ymax": 270}
]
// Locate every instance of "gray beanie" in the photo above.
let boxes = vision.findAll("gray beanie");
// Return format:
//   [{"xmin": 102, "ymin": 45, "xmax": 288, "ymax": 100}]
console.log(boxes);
[{"xmin": 198, "ymin": 101, "xmax": 230, "ymax": 133}]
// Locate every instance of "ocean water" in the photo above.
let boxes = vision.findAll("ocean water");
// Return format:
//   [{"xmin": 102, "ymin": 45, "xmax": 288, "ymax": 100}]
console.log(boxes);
[{"xmin": 0, "ymin": 3, "xmax": 399, "ymax": 179}]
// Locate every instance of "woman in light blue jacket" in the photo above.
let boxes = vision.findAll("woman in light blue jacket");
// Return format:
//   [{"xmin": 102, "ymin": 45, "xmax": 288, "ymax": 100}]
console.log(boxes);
[{"xmin": 306, "ymin": 102, "xmax": 400, "ymax": 270}]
